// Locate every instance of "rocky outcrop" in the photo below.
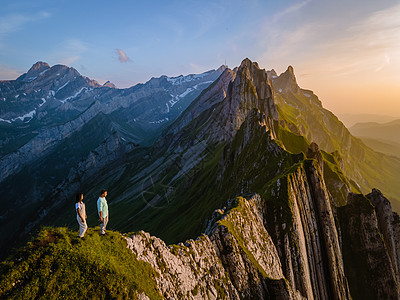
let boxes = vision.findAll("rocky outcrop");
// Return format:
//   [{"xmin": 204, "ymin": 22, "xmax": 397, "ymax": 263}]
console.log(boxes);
[
  {"xmin": 338, "ymin": 192, "xmax": 400, "ymax": 299},
  {"xmin": 263, "ymin": 159, "xmax": 350, "ymax": 300},
  {"xmin": 212, "ymin": 58, "xmax": 278, "ymax": 143},
  {"xmin": 305, "ymin": 142, "xmax": 323, "ymax": 171},
  {"xmin": 126, "ymin": 196, "xmax": 303, "ymax": 299},
  {"xmin": 270, "ymin": 66, "xmax": 300, "ymax": 95},
  {"xmin": 367, "ymin": 189, "xmax": 400, "ymax": 284}
]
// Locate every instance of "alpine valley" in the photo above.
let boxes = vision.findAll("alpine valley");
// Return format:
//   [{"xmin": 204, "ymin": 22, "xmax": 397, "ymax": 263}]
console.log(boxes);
[{"xmin": 1, "ymin": 58, "xmax": 400, "ymax": 299}]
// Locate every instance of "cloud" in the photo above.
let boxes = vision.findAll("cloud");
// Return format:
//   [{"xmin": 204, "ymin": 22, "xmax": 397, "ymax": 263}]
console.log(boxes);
[
  {"xmin": 259, "ymin": 2, "xmax": 400, "ymax": 78},
  {"xmin": 49, "ymin": 39, "xmax": 88, "ymax": 66},
  {"xmin": 59, "ymin": 55, "xmax": 80, "ymax": 65},
  {"xmin": 312, "ymin": 3, "xmax": 400, "ymax": 76},
  {"xmin": 116, "ymin": 49, "xmax": 131, "ymax": 63},
  {"xmin": 0, "ymin": 11, "xmax": 50, "ymax": 37},
  {"xmin": 272, "ymin": 0, "xmax": 312, "ymax": 23}
]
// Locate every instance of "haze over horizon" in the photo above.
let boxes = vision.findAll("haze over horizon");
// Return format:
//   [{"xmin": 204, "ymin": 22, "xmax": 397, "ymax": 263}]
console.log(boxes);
[{"xmin": 1, "ymin": 0, "xmax": 399, "ymax": 117}]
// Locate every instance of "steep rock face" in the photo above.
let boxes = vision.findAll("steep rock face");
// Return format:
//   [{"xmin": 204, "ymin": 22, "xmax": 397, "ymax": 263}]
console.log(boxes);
[
  {"xmin": 367, "ymin": 189, "xmax": 400, "ymax": 282},
  {"xmin": 270, "ymin": 66, "xmax": 300, "ymax": 95},
  {"xmin": 126, "ymin": 232, "xmax": 237, "ymax": 299},
  {"xmin": 164, "ymin": 68, "xmax": 236, "ymax": 138},
  {"xmin": 126, "ymin": 196, "xmax": 303, "ymax": 299},
  {"xmin": 338, "ymin": 193, "xmax": 400, "ymax": 299},
  {"xmin": 263, "ymin": 159, "xmax": 350, "ymax": 299},
  {"xmin": 164, "ymin": 58, "xmax": 277, "ymax": 147}
]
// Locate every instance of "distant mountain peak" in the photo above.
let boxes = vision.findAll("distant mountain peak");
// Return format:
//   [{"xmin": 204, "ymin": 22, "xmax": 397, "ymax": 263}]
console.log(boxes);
[
  {"xmin": 240, "ymin": 57, "xmax": 260, "ymax": 69},
  {"xmin": 267, "ymin": 69, "xmax": 278, "ymax": 78},
  {"xmin": 217, "ymin": 65, "xmax": 228, "ymax": 72},
  {"xmin": 272, "ymin": 65, "xmax": 300, "ymax": 94},
  {"xmin": 281, "ymin": 65, "xmax": 297, "ymax": 84},
  {"xmin": 30, "ymin": 61, "xmax": 50, "ymax": 72},
  {"xmin": 103, "ymin": 81, "xmax": 117, "ymax": 88},
  {"xmin": 17, "ymin": 61, "xmax": 50, "ymax": 82},
  {"xmin": 286, "ymin": 65, "xmax": 295, "ymax": 75}
]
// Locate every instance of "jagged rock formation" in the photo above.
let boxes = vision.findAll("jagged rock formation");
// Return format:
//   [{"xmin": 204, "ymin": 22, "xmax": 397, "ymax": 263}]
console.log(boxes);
[
  {"xmin": 124, "ymin": 186, "xmax": 400, "ymax": 299},
  {"xmin": 126, "ymin": 196, "xmax": 303, "ymax": 299},
  {"xmin": 103, "ymin": 80, "xmax": 117, "ymax": 88},
  {"xmin": 271, "ymin": 66, "xmax": 300, "ymax": 95},
  {"xmin": 338, "ymin": 190, "xmax": 400, "ymax": 299}
]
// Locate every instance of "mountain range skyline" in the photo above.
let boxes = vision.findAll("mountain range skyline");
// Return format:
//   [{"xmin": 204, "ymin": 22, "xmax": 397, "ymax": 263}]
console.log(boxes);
[{"xmin": 1, "ymin": 0, "xmax": 400, "ymax": 118}]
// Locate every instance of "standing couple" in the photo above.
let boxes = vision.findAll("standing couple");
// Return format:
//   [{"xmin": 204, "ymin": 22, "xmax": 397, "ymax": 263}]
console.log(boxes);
[{"xmin": 75, "ymin": 189, "xmax": 109, "ymax": 238}]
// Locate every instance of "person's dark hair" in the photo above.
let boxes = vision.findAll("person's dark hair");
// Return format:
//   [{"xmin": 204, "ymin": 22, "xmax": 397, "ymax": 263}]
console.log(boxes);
[
  {"xmin": 75, "ymin": 193, "xmax": 83, "ymax": 203},
  {"xmin": 100, "ymin": 189, "xmax": 107, "ymax": 196}
]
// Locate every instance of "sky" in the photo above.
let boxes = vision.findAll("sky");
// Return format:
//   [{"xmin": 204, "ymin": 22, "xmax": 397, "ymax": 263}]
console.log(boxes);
[{"xmin": 0, "ymin": 0, "xmax": 399, "ymax": 117}]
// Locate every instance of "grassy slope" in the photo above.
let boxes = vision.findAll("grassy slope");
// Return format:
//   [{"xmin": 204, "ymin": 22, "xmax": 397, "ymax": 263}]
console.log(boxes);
[{"xmin": 0, "ymin": 227, "xmax": 161, "ymax": 300}]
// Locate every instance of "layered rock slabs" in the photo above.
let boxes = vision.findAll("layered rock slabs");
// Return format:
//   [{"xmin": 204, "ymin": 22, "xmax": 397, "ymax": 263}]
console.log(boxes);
[{"xmin": 125, "ymin": 196, "xmax": 303, "ymax": 299}]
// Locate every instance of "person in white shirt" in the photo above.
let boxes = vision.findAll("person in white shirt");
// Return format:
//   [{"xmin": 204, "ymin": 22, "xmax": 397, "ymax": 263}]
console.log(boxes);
[
  {"xmin": 97, "ymin": 189, "xmax": 109, "ymax": 235},
  {"xmin": 75, "ymin": 193, "xmax": 87, "ymax": 238}
]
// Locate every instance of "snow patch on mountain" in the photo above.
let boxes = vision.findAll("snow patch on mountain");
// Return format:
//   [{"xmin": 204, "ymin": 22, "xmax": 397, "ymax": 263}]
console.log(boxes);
[
  {"xmin": 167, "ymin": 80, "xmax": 214, "ymax": 108},
  {"xmin": 26, "ymin": 76, "xmax": 37, "ymax": 82},
  {"xmin": 56, "ymin": 81, "xmax": 70, "ymax": 93},
  {"xmin": 39, "ymin": 98, "xmax": 46, "ymax": 107},
  {"xmin": 166, "ymin": 73, "xmax": 208, "ymax": 85},
  {"xmin": 149, "ymin": 117, "xmax": 169, "ymax": 124},
  {"xmin": 0, "ymin": 109, "xmax": 37, "ymax": 124},
  {"xmin": 0, "ymin": 118, "xmax": 11, "ymax": 124},
  {"xmin": 60, "ymin": 87, "xmax": 87, "ymax": 103},
  {"xmin": 47, "ymin": 90, "xmax": 55, "ymax": 99},
  {"xmin": 39, "ymin": 69, "xmax": 49, "ymax": 76}
]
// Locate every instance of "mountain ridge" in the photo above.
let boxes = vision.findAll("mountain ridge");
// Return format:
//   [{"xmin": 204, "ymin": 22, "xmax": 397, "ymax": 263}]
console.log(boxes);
[{"xmin": 1, "ymin": 58, "xmax": 400, "ymax": 299}]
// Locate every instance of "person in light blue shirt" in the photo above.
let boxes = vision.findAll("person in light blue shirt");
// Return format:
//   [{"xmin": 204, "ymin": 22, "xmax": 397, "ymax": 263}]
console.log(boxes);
[{"xmin": 97, "ymin": 189, "xmax": 109, "ymax": 235}]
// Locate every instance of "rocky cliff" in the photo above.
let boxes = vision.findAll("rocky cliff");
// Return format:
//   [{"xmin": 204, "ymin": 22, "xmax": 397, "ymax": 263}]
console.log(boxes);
[
  {"xmin": 338, "ymin": 190, "xmax": 400, "ymax": 299},
  {"xmin": 126, "ymin": 184, "xmax": 400, "ymax": 299},
  {"xmin": 125, "ymin": 195, "xmax": 303, "ymax": 299}
]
